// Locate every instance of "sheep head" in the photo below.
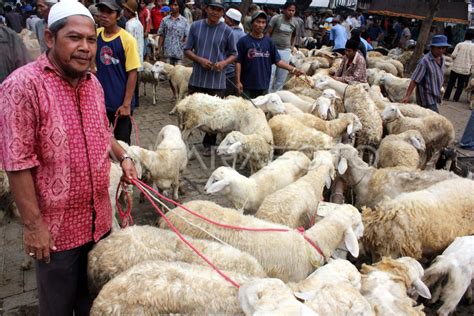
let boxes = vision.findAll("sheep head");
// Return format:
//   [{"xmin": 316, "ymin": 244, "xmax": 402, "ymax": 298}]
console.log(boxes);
[
  {"xmin": 313, "ymin": 96, "xmax": 332, "ymax": 120},
  {"xmin": 405, "ymin": 130, "xmax": 426, "ymax": 152},
  {"xmin": 338, "ymin": 113, "xmax": 362, "ymax": 136},
  {"xmin": 381, "ymin": 104, "xmax": 403, "ymax": 122},
  {"xmin": 151, "ymin": 61, "xmax": 170, "ymax": 80},
  {"xmin": 216, "ymin": 131, "xmax": 244, "ymax": 156},
  {"xmin": 329, "ymin": 143, "xmax": 366, "ymax": 178},
  {"xmin": 204, "ymin": 167, "xmax": 238, "ymax": 194},
  {"xmin": 252, "ymin": 93, "xmax": 285, "ymax": 114},
  {"xmin": 310, "ymin": 150, "xmax": 335, "ymax": 189},
  {"xmin": 312, "ymin": 74, "xmax": 331, "ymax": 89}
]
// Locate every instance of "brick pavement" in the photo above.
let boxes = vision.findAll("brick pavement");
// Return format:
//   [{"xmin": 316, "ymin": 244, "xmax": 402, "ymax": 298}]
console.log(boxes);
[{"xmin": 1, "ymin": 80, "xmax": 472, "ymax": 315}]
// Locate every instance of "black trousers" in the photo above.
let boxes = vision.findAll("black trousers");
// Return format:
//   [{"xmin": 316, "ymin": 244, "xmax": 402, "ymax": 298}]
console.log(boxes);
[
  {"xmin": 35, "ymin": 242, "xmax": 94, "ymax": 316},
  {"xmin": 107, "ymin": 111, "xmax": 133, "ymax": 145},
  {"xmin": 444, "ymin": 70, "xmax": 470, "ymax": 102},
  {"xmin": 225, "ymin": 75, "xmax": 238, "ymax": 97},
  {"xmin": 243, "ymin": 89, "xmax": 268, "ymax": 99},
  {"xmin": 188, "ymin": 85, "xmax": 225, "ymax": 148}
]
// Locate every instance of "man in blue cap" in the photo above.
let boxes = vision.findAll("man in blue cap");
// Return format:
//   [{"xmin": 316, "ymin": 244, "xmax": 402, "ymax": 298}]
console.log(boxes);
[{"xmin": 402, "ymin": 35, "xmax": 451, "ymax": 112}]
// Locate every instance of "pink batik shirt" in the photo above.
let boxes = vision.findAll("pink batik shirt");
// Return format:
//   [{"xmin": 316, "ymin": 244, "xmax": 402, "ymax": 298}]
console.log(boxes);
[{"xmin": 0, "ymin": 54, "xmax": 112, "ymax": 251}]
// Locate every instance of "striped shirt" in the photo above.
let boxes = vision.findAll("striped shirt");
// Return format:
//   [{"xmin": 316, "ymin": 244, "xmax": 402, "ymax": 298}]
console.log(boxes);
[
  {"xmin": 184, "ymin": 19, "xmax": 237, "ymax": 89},
  {"xmin": 411, "ymin": 52, "xmax": 445, "ymax": 107},
  {"xmin": 451, "ymin": 40, "xmax": 474, "ymax": 75}
]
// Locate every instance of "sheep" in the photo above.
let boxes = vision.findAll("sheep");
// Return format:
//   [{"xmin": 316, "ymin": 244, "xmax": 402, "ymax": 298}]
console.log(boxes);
[
  {"xmin": 288, "ymin": 85, "xmax": 323, "ymax": 100},
  {"xmin": 87, "ymin": 225, "xmax": 267, "ymax": 294},
  {"xmin": 204, "ymin": 151, "xmax": 310, "ymax": 213},
  {"xmin": 423, "ymin": 236, "xmax": 474, "ymax": 316},
  {"xmin": 367, "ymin": 58, "xmax": 398, "ymax": 76},
  {"xmin": 366, "ymin": 68, "xmax": 385, "ymax": 86},
  {"xmin": 216, "ymin": 131, "xmax": 273, "ymax": 174},
  {"xmin": 331, "ymin": 143, "xmax": 458, "ymax": 209},
  {"xmin": 19, "ymin": 29, "xmax": 41, "ymax": 59},
  {"xmin": 379, "ymin": 71, "xmax": 416, "ymax": 103},
  {"xmin": 292, "ymin": 112, "xmax": 362, "ymax": 140},
  {"xmin": 360, "ymin": 257, "xmax": 431, "ymax": 316},
  {"xmin": 119, "ymin": 125, "xmax": 187, "ymax": 200},
  {"xmin": 377, "ymin": 130, "xmax": 426, "ymax": 169},
  {"xmin": 311, "ymin": 73, "xmax": 348, "ymax": 97},
  {"xmin": 139, "ymin": 61, "xmax": 159, "ymax": 105},
  {"xmin": 159, "ymin": 199, "xmax": 362, "ymax": 282},
  {"xmin": 238, "ymin": 278, "xmax": 317, "ymax": 316},
  {"xmin": 289, "ymin": 259, "xmax": 374, "ymax": 316},
  {"xmin": 250, "ymin": 93, "xmax": 286, "ymax": 116},
  {"xmin": 269, "ymin": 114, "xmax": 336, "ymax": 158},
  {"xmin": 343, "ymin": 84, "xmax": 384, "ymax": 148},
  {"xmin": 151, "ymin": 61, "xmax": 192, "ymax": 114},
  {"xmin": 176, "ymin": 93, "xmax": 280, "ymax": 142},
  {"xmin": 0, "ymin": 170, "xmax": 18, "ymax": 224},
  {"xmin": 255, "ymin": 151, "xmax": 335, "ymax": 228},
  {"xmin": 275, "ymin": 90, "xmax": 316, "ymax": 113},
  {"xmin": 361, "ymin": 177, "xmax": 474, "ymax": 261},
  {"xmin": 313, "ymin": 88, "xmax": 340, "ymax": 120},
  {"xmin": 90, "ymin": 260, "xmax": 253, "ymax": 315},
  {"xmin": 381, "ymin": 104, "xmax": 455, "ymax": 167}
]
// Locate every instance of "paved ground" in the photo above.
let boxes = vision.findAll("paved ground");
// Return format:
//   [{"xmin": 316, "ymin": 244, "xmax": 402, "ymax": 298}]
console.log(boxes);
[{"xmin": 0, "ymin": 79, "xmax": 473, "ymax": 315}]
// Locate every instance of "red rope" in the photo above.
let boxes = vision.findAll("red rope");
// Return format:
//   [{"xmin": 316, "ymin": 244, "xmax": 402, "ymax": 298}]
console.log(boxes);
[
  {"xmin": 113, "ymin": 115, "xmax": 140, "ymax": 146},
  {"xmin": 115, "ymin": 181, "xmax": 134, "ymax": 228},
  {"xmin": 133, "ymin": 179, "xmax": 325, "ymax": 258},
  {"xmin": 132, "ymin": 179, "xmax": 241, "ymax": 288}
]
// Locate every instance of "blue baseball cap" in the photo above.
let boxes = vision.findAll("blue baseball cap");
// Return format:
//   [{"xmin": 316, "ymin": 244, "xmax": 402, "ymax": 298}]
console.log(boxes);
[
  {"xmin": 430, "ymin": 35, "xmax": 451, "ymax": 47},
  {"xmin": 160, "ymin": 6, "xmax": 170, "ymax": 13}
]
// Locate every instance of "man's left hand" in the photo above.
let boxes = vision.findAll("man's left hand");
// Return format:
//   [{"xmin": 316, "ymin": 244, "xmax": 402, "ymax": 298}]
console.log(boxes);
[
  {"xmin": 214, "ymin": 61, "xmax": 226, "ymax": 72},
  {"xmin": 120, "ymin": 159, "xmax": 138, "ymax": 184},
  {"xmin": 293, "ymin": 68, "xmax": 305, "ymax": 77},
  {"xmin": 116, "ymin": 105, "xmax": 131, "ymax": 117}
]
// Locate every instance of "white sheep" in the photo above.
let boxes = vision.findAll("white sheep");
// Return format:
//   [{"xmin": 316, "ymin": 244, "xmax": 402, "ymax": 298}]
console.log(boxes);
[
  {"xmin": 238, "ymin": 278, "xmax": 317, "ymax": 316},
  {"xmin": 377, "ymin": 130, "xmax": 426, "ymax": 169},
  {"xmin": 269, "ymin": 114, "xmax": 335, "ymax": 158},
  {"xmin": 423, "ymin": 236, "xmax": 474, "ymax": 316},
  {"xmin": 289, "ymin": 259, "xmax": 374, "ymax": 316},
  {"xmin": 275, "ymin": 90, "xmax": 317, "ymax": 113},
  {"xmin": 367, "ymin": 57, "xmax": 399, "ymax": 76},
  {"xmin": 255, "ymin": 151, "xmax": 335, "ymax": 228},
  {"xmin": 311, "ymin": 73, "xmax": 348, "ymax": 97},
  {"xmin": 140, "ymin": 61, "xmax": 159, "ymax": 105},
  {"xmin": 361, "ymin": 177, "xmax": 474, "ymax": 261},
  {"xmin": 313, "ymin": 88, "xmax": 339, "ymax": 120},
  {"xmin": 87, "ymin": 225, "xmax": 267, "ymax": 294},
  {"xmin": 90, "ymin": 260, "xmax": 253, "ymax": 315},
  {"xmin": 151, "ymin": 61, "xmax": 192, "ymax": 113},
  {"xmin": 159, "ymin": 199, "xmax": 362, "ymax": 282},
  {"xmin": 379, "ymin": 71, "xmax": 416, "ymax": 103},
  {"xmin": 216, "ymin": 131, "xmax": 273, "ymax": 174},
  {"xmin": 291, "ymin": 112, "xmax": 362, "ymax": 140},
  {"xmin": 204, "ymin": 151, "xmax": 310, "ymax": 213},
  {"xmin": 381, "ymin": 104, "xmax": 455, "ymax": 167},
  {"xmin": 331, "ymin": 143, "xmax": 458, "ymax": 209},
  {"xmin": 119, "ymin": 125, "xmax": 187, "ymax": 200},
  {"xmin": 361, "ymin": 257, "xmax": 431, "ymax": 316}
]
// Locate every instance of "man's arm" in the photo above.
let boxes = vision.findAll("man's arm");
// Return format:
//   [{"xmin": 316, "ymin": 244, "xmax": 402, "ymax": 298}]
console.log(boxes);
[
  {"xmin": 276, "ymin": 59, "xmax": 303, "ymax": 76},
  {"xmin": 109, "ymin": 138, "xmax": 138, "ymax": 183},
  {"xmin": 7, "ymin": 169, "xmax": 55, "ymax": 262},
  {"xmin": 157, "ymin": 34, "xmax": 164, "ymax": 57},
  {"xmin": 235, "ymin": 62, "xmax": 243, "ymax": 94},
  {"xmin": 402, "ymin": 80, "xmax": 417, "ymax": 103},
  {"xmin": 116, "ymin": 69, "xmax": 137, "ymax": 117},
  {"xmin": 185, "ymin": 49, "xmax": 213, "ymax": 70}
]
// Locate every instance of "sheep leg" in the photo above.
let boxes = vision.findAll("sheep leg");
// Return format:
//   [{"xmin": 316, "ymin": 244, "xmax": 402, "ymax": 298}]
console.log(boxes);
[
  {"xmin": 169, "ymin": 104, "xmax": 177, "ymax": 115},
  {"xmin": 169, "ymin": 80, "xmax": 177, "ymax": 99},
  {"xmin": 438, "ymin": 275, "xmax": 471, "ymax": 316},
  {"xmin": 232, "ymin": 154, "xmax": 237, "ymax": 169},
  {"xmin": 143, "ymin": 82, "xmax": 147, "ymax": 96}
]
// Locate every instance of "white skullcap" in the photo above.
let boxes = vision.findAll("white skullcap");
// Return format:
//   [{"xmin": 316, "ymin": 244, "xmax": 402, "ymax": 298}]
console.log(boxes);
[
  {"xmin": 226, "ymin": 8, "xmax": 242, "ymax": 23},
  {"xmin": 45, "ymin": 0, "xmax": 58, "ymax": 4},
  {"xmin": 48, "ymin": 0, "xmax": 94, "ymax": 27}
]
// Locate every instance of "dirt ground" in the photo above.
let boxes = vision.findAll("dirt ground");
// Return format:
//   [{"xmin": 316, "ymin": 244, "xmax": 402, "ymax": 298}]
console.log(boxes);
[{"xmin": 0, "ymin": 78, "xmax": 473, "ymax": 315}]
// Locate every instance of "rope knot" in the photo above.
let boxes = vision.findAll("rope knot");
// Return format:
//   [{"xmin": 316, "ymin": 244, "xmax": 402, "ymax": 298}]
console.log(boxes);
[{"xmin": 296, "ymin": 226, "xmax": 305, "ymax": 234}]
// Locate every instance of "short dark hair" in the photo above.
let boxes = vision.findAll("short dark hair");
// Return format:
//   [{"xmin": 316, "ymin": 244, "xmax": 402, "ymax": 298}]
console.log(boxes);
[
  {"xmin": 282, "ymin": 1, "xmax": 296, "ymax": 10},
  {"xmin": 345, "ymin": 39, "xmax": 359, "ymax": 51},
  {"xmin": 49, "ymin": 17, "xmax": 69, "ymax": 37}
]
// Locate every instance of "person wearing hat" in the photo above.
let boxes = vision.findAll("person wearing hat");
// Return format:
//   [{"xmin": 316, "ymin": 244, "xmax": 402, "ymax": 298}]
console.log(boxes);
[
  {"xmin": 96, "ymin": 0, "xmax": 142, "ymax": 144},
  {"xmin": 0, "ymin": 1, "xmax": 138, "ymax": 314},
  {"xmin": 157, "ymin": 0, "xmax": 188, "ymax": 66},
  {"xmin": 444, "ymin": 31, "xmax": 474, "ymax": 102},
  {"xmin": 224, "ymin": 7, "xmax": 245, "ymax": 96},
  {"xmin": 160, "ymin": 5, "xmax": 170, "ymax": 18},
  {"xmin": 333, "ymin": 38, "xmax": 367, "ymax": 84},
  {"xmin": 184, "ymin": 0, "xmax": 193, "ymax": 26},
  {"xmin": 243, "ymin": 3, "xmax": 259, "ymax": 34},
  {"xmin": 402, "ymin": 35, "xmax": 451, "ymax": 112},
  {"xmin": 267, "ymin": 1, "xmax": 298, "ymax": 92},
  {"xmin": 236, "ymin": 10, "xmax": 303, "ymax": 98},
  {"xmin": 35, "ymin": 0, "xmax": 58, "ymax": 52},
  {"xmin": 184, "ymin": 0, "xmax": 237, "ymax": 156}
]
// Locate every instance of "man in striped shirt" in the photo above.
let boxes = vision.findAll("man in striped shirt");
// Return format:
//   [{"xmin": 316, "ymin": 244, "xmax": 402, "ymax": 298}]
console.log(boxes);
[
  {"xmin": 402, "ymin": 35, "xmax": 450, "ymax": 113},
  {"xmin": 184, "ymin": 0, "xmax": 237, "ymax": 156}
]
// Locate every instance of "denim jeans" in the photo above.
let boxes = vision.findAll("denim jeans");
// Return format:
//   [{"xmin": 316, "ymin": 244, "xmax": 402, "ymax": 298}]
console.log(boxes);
[
  {"xmin": 460, "ymin": 110, "xmax": 474, "ymax": 149},
  {"xmin": 269, "ymin": 48, "xmax": 291, "ymax": 92}
]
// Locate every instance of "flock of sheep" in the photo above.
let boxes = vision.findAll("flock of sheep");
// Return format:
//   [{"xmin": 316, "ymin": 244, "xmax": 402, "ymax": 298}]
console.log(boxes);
[{"xmin": 1, "ymin": 45, "xmax": 473, "ymax": 315}]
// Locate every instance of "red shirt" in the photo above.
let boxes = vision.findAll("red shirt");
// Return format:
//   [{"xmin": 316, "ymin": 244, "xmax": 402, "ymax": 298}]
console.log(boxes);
[
  {"xmin": 139, "ymin": 7, "xmax": 151, "ymax": 33},
  {"xmin": 150, "ymin": 5, "xmax": 163, "ymax": 31},
  {"xmin": 0, "ymin": 54, "xmax": 112, "ymax": 251}
]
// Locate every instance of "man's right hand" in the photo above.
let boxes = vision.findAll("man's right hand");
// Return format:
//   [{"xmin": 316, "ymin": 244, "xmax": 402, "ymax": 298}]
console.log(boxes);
[
  {"xmin": 199, "ymin": 58, "xmax": 214, "ymax": 70},
  {"xmin": 236, "ymin": 81, "xmax": 243, "ymax": 95},
  {"xmin": 24, "ymin": 219, "xmax": 56, "ymax": 263},
  {"xmin": 401, "ymin": 96, "xmax": 410, "ymax": 103}
]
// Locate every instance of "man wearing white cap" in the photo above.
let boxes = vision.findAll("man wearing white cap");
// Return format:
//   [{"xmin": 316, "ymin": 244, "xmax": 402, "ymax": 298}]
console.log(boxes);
[
  {"xmin": 0, "ymin": 1, "xmax": 137, "ymax": 314},
  {"xmin": 224, "ymin": 7, "xmax": 245, "ymax": 96},
  {"xmin": 184, "ymin": 0, "xmax": 194, "ymax": 26},
  {"xmin": 35, "ymin": 0, "xmax": 58, "ymax": 52}
]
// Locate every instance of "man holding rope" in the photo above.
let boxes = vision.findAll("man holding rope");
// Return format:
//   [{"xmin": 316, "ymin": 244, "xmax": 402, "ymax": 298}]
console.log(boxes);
[
  {"xmin": 236, "ymin": 10, "xmax": 304, "ymax": 98},
  {"xmin": 0, "ymin": 1, "xmax": 137, "ymax": 314}
]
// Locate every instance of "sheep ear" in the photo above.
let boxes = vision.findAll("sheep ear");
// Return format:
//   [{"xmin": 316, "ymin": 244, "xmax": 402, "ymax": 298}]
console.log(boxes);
[
  {"xmin": 346, "ymin": 123, "xmax": 353, "ymax": 135},
  {"xmin": 328, "ymin": 105, "xmax": 336, "ymax": 119},
  {"xmin": 205, "ymin": 179, "xmax": 229, "ymax": 194},
  {"xmin": 228, "ymin": 141, "xmax": 242, "ymax": 154},
  {"xmin": 410, "ymin": 136, "xmax": 423, "ymax": 150},
  {"xmin": 325, "ymin": 175, "xmax": 332, "ymax": 189},
  {"xmin": 413, "ymin": 279, "xmax": 431, "ymax": 299},
  {"xmin": 337, "ymin": 157, "xmax": 348, "ymax": 175},
  {"xmin": 294, "ymin": 291, "xmax": 316, "ymax": 301},
  {"xmin": 252, "ymin": 95, "xmax": 268, "ymax": 107},
  {"xmin": 310, "ymin": 102, "xmax": 318, "ymax": 113},
  {"xmin": 344, "ymin": 227, "xmax": 359, "ymax": 258}
]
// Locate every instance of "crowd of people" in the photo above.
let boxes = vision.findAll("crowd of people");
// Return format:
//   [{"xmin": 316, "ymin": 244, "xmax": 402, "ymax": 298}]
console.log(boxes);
[{"xmin": 0, "ymin": 0, "xmax": 473, "ymax": 314}]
